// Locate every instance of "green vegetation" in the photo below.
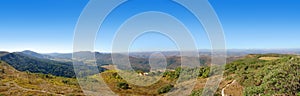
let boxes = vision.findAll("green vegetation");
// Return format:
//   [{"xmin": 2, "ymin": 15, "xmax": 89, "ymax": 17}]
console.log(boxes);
[
  {"xmin": 198, "ymin": 66, "xmax": 210, "ymax": 78},
  {"xmin": 90, "ymin": 66, "xmax": 211, "ymax": 95},
  {"xmin": 162, "ymin": 68, "xmax": 181, "ymax": 79},
  {"xmin": 99, "ymin": 70, "xmax": 172, "ymax": 95},
  {"xmin": 157, "ymin": 84, "xmax": 174, "ymax": 94},
  {"xmin": 162, "ymin": 66, "xmax": 211, "ymax": 80},
  {"xmin": 0, "ymin": 61, "xmax": 84, "ymax": 95},
  {"xmin": 97, "ymin": 54, "xmax": 300, "ymax": 95},
  {"xmin": 225, "ymin": 54, "xmax": 300, "ymax": 95},
  {"xmin": 117, "ymin": 82, "xmax": 130, "ymax": 89},
  {"xmin": 0, "ymin": 52, "xmax": 106, "ymax": 77},
  {"xmin": 1, "ymin": 51, "xmax": 299, "ymax": 95},
  {"xmin": 190, "ymin": 89, "xmax": 203, "ymax": 96},
  {"xmin": 0, "ymin": 53, "xmax": 75, "ymax": 77}
]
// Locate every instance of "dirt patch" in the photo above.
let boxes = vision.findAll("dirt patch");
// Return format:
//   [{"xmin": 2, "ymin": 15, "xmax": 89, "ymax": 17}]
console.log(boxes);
[
  {"xmin": 259, "ymin": 57, "xmax": 280, "ymax": 60},
  {"xmin": 223, "ymin": 80, "xmax": 243, "ymax": 96},
  {"xmin": 101, "ymin": 65, "xmax": 116, "ymax": 70}
]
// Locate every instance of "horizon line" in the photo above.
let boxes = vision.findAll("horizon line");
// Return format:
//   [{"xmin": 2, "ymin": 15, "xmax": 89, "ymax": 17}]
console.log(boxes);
[{"xmin": 2, "ymin": 48, "xmax": 300, "ymax": 54}]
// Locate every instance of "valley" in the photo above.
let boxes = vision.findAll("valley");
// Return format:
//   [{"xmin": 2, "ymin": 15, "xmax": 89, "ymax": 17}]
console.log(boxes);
[{"xmin": 0, "ymin": 51, "xmax": 299, "ymax": 95}]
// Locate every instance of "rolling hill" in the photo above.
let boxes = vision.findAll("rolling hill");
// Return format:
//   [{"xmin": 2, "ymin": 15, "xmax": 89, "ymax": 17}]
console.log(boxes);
[
  {"xmin": 2, "ymin": 50, "xmax": 299, "ymax": 95},
  {"xmin": 223, "ymin": 54, "xmax": 300, "ymax": 95},
  {"xmin": 0, "ymin": 60, "xmax": 84, "ymax": 96},
  {"xmin": 0, "ymin": 52, "xmax": 106, "ymax": 78},
  {"xmin": 21, "ymin": 50, "xmax": 55, "ymax": 59}
]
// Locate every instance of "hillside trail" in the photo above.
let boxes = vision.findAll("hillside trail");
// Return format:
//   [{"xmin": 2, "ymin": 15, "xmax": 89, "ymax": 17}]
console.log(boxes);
[
  {"xmin": 5, "ymin": 81, "xmax": 65, "ymax": 96},
  {"xmin": 221, "ymin": 80, "xmax": 236, "ymax": 96}
]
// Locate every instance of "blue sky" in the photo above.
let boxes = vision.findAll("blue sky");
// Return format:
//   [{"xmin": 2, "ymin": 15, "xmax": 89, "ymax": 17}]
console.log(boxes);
[{"xmin": 0, "ymin": 0, "xmax": 299, "ymax": 53}]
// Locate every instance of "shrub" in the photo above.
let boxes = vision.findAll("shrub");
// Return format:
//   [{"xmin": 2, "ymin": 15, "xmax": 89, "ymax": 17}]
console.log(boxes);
[
  {"xmin": 198, "ymin": 67, "xmax": 210, "ymax": 78},
  {"xmin": 62, "ymin": 80, "xmax": 69, "ymax": 84},
  {"xmin": 229, "ymin": 54, "xmax": 300, "ymax": 95},
  {"xmin": 190, "ymin": 89, "xmax": 203, "ymax": 96},
  {"xmin": 117, "ymin": 82, "xmax": 129, "ymax": 89},
  {"xmin": 157, "ymin": 84, "xmax": 174, "ymax": 94}
]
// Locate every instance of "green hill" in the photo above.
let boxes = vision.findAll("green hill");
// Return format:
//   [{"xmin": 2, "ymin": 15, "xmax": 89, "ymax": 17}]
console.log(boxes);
[
  {"xmin": 0, "ymin": 52, "xmax": 106, "ymax": 78},
  {"xmin": 1, "ymin": 53, "xmax": 299, "ymax": 95},
  {"xmin": 0, "ymin": 52, "xmax": 76, "ymax": 77},
  {"xmin": 0, "ymin": 60, "xmax": 84, "ymax": 96},
  {"xmin": 224, "ymin": 54, "xmax": 300, "ymax": 95}
]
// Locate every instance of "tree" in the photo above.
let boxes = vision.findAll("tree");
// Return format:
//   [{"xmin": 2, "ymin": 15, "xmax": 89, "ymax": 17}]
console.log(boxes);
[
  {"xmin": 157, "ymin": 84, "xmax": 174, "ymax": 94},
  {"xmin": 117, "ymin": 82, "xmax": 129, "ymax": 89}
]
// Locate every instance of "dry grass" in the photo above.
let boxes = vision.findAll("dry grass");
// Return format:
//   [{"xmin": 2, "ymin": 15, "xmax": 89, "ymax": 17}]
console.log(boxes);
[
  {"xmin": 101, "ymin": 65, "xmax": 117, "ymax": 70},
  {"xmin": 0, "ymin": 61, "xmax": 84, "ymax": 96},
  {"xmin": 223, "ymin": 80, "xmax": 244, "ymax": 96},
  {"xmin": 0, "ymin": 61, "xmax": 247, "ymax": 96},
  {"xmin": 99, "ymin": 70, "xmax": 171, "ymax": 96},
  {"xmin": 193, "ymin": 78, "xmax": 208, "ymax": 90},
  {"xmin": 259, "ymin": 57, "xmax": 281, "ymax": 60}
]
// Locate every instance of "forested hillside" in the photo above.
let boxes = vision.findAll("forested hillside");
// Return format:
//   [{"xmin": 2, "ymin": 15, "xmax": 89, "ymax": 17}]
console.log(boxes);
[
  {"xmin": 0, "ymin": 61, "xmax": 84, "ymax": 96},
  {"xmin": 0, "ymin": 52, "xmax": 106, "ymax": 78}
]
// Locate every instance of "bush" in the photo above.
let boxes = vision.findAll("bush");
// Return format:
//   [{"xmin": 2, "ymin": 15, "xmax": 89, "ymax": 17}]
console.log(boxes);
[
  {"xmin": 112, "ymin": 73, "xmax": 122, "ymax": 79},
  {"xmin": 157, "ymin": 84, "xmax": 174, "ymax": 94},
  {"xmin": 62, "ymin": 80, "xmax": 70, "ymax": 84},
  {"xmin": 0, "ymin": 69, "xmax": 4, "ymax": 73},
  {"xmin": 117, "ymin": 82, "xmax": 129, "ymax": 89},
  {"xmin": 190, "ymin": 89, "xmax": 203, "ymax": 96},
  {"xmin": 226, "ymin": 54, "xmax": 300, "ymax": 95},
  {"xmin": 198, "ymin": 67, "xmax": 210, "ymax": 78}
]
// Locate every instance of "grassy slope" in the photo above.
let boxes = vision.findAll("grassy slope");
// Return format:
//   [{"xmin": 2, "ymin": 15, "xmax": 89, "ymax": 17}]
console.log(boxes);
[
  {"xmin": 0, "ymin": 61, "xmax": 84, "ymax": 96},
  {"xmin": 1, "ymin": 54, "xmax": 299, "ymax": 96},
  {"xmin": 223, "ymin": 54, "xmax": 300, "ymax": 96}
]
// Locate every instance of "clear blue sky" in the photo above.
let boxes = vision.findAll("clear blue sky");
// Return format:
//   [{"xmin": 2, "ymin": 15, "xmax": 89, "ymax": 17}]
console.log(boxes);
[{"xmin": 0, "ymin": 0, "xmax": 299, "ymax": 53}]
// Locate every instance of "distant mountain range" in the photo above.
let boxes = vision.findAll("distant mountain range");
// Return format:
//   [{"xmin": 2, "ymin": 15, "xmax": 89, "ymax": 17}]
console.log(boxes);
[
  {"xmin": 22, "ymin": 50, "xmax": 55, "ymax": 59},
  {"xmin": 0, "ymin": 50, "xmax": 202, "ymax": 77},
  {"xmin": 1, "ymin": 50, "xmax": 299, "ymax": 95},
  {"xmin": 7, "ymin": 49, "xmax": 296, "ymax": 60},
  {"xmin": 0, "ymin": 49, "xmax": 299, "ymax": 78}
]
